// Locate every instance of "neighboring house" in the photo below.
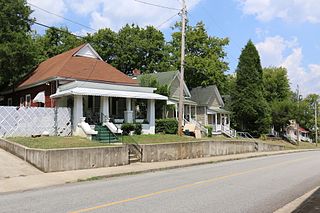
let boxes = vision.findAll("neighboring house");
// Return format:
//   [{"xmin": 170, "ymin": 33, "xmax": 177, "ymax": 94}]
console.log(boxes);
[
  {"xmin": 137, "ymin": 71, "xmax": 198, "ymax": 121},
  {"xmin": 285, "ymin": 120, "xmax": 312, "ymax": 143},
  {"xmin": 137, "ymin": 71, "xmax": 235, "ymax": 137},
  {"xmin": 190, "ymin": 85, "xmax": 235, "ymax": 137},
  {"xmin": 0, "ymin": 43, "xmax": 167, "ymax": 136}
]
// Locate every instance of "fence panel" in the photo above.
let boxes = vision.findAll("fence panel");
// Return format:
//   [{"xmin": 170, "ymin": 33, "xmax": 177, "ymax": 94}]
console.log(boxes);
[{"xmin": 0, "ymin": 106, "xmax": 71, "ymax": 138}]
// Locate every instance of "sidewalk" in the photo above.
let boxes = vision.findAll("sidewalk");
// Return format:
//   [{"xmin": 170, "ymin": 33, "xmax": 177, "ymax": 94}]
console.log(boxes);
[{"xmin": 0, "ymin": 149, "xmax": 314, "ymax": 194}]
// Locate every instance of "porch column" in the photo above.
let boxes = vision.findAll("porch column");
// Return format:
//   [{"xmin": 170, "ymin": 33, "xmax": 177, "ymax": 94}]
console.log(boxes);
[
  {"xmin": 124, "ymin": 98, "xmax": 133, "ymax": 123},
  {"xmin": 175, "ymin": 104, "xmax": 178, "ymax": 119},
  {"xmin": 148, "ymin": 99, "xmax": 155, "ymax": 134},
  {"xmin": 195, "ymin": 106, "xmax": 197, "ymax": 120},
  {"xmin": 189, "ymin": 105, "xmax": 191, "ymax": 121},
  {"xmin": 215, "ymin": 113, "xmax": 217, "ymax": 131},
  {"xmin": 100, "ymin": 96, "xmax": 109, "ymax": 123},
  {"xmin": 73, "ymin": 95, "xmax": 83, "ymax": 130}
]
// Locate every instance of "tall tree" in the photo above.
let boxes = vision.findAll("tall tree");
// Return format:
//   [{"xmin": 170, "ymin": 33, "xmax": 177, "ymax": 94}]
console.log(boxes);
[
  {"xmin": 0, "ymin": 0, "xmax": 37, "ymax": 89},
  {"xmin": 169, "ymin": 21, "xmax": 229, "ymax": 92},
  {"xmin": 112, "ymin": 24, "xmax": 171, "ymax": 74},
  {"xmin": 85, "ymin": 28, "xmax": 117, "ymax": 63},
  {"xmin": 263, "ymin": 67, "xmax": 291, "ymax": 102},
  {"xmin": 263, "ymin": 67, "xmax": 293, "ymax": 133},
  {"xmin": 231, "ymin": 40, "xmax": 271, "ymax": 136},
  {"xmin": 34, "ymin": 27, "xmax": 83, "ymax": 61}
]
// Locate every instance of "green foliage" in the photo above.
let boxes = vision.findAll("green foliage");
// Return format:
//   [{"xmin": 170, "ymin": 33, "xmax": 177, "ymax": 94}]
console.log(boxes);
[
  {"xmin": 0, "ymin": 0, "xmax": 38, "ymax": 89},
  {"xmin": 134, "ymin": 123, "xmax": 142, "ymax": 135},
  {"xmin": 260, "ymin": 134, "xmax": 267, "ymax": 140},
  {"xmin": 34, "ymin": 27, "xmax": 83, "ymax": 60},
  {"xmin": 121, "ymin": 123, "xmax": 135, "ymax": 135},
  {"xmin": 205, "ymin": 126, "xmax": 213, "ymax": 137},
  {"xmin": 263, "ymin": 67, "xmax": 291, "ymax": 102},
  {"xmin": 85, "ymin": 28, "xmax": 117, "ymax": 63},
  {"xmin": 271, "ymin": 99, "xmax": 296, "ymax": 132},
  {"xmin": 231, "ymin": 40, "xmax": 271, "ymax": 136},
  {"xmin": 155, "ymin": 118, "xmax": 178, "ymax": 134},
  {"xmin": 169, "ymin": 21, "xmax": 229, "ymax": 92}
]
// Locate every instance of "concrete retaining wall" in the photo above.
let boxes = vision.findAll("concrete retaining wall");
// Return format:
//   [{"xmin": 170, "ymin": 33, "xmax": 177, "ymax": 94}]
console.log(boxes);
[
  {"xmin": 141, "ymin": 140, "xmax": 285, "ymax": 162},
  {"xmin": 0, "ymin": 139, "xmax": 128, "ymax": 172}
]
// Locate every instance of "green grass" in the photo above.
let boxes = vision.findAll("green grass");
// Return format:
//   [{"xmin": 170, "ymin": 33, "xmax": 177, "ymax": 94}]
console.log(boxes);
[
  {"xmin": 122, "ymin": 134, "xmax": 212, "ymax": 144},
  {"xmin": 9, "ymin": 136, "xmax": 117, "ymax": 149},
  {"xmin": 260, "ymin": 139, "xmax": 318, "ymax": 150}
]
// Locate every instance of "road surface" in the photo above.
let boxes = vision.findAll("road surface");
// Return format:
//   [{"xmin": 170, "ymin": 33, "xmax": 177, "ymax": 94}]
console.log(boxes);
[{"xmin": 1, "ymin": 151, "xmax": 320, "ymax": 213}]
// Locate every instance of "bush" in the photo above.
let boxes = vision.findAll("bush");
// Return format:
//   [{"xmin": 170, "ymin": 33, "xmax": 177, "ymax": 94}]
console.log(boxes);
[
  {"xmin": 121, "ymin": 123, "xmax": 135, "ymax": 135},
  {"xmin": 260, "ymin": 134, "xmax": 267, "ymax": 140},
  {"xmin": 134, "ymin": 123, "xmax": 142, "ymax": 135},
  {"xmin": 205, "ymin": 126, "xmax": 213, "ymax": 137},
  {"xmin": 155, "ymin": 118, "xmax": 178, "ymax": 134}
]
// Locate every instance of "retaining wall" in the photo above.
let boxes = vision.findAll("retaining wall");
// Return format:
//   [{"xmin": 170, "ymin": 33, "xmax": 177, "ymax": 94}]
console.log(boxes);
[
  {"xmin": 0, "ymin": 139, "xmax": 128, "ymax": 172},
  {"xmin": 141, "ymin": 140, "xmax": 285, "ymax": 162}
]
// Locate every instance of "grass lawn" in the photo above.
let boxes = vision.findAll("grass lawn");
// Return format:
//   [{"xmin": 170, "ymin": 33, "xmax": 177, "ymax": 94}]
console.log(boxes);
[
  {"xmin": 9, "ymin": 136, "xmax": 117, "ymax": 149},
  {"xmin": 260, "ymin": 139, "xmax": 318, "ymax": 150},
  {"xmin": 122, "ymin": 134, "xmax": 212, "ymax": 144}
]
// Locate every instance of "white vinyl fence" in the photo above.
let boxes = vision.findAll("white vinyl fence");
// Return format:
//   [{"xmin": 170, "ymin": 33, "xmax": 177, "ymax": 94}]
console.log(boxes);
[{"xmin": 0, "ymin": 106, "xmax": 71, "ymax": 138}]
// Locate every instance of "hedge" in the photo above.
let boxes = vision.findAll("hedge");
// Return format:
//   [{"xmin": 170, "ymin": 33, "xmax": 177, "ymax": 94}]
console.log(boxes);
[{"xmin": 155, "ymin": 118, "xmax": 178, "ymax": 134}]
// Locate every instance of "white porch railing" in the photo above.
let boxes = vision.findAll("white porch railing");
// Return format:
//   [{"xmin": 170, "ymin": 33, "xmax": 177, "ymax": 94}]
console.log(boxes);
[
  {"xmin": 189, "ymin": 118, "xmax": 208, "ymax": 135},
  {"xmin": 221, "ymin": 124, "xmax": 237, "ymax": 138}
]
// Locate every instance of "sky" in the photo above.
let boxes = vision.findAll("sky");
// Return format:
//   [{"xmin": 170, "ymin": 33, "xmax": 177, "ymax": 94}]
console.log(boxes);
[{"xmin": 27, "ymin": 0, "xmax": 320, "ymax": 96}]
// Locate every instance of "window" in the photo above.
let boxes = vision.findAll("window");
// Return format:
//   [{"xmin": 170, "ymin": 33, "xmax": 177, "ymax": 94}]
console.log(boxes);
[
  {"xmin": 20, "ymin": 97, "xmax": 24, "ymax": 107},
  {"xmin": 7, "ymin": 98, "xmax": 12, "ymax": 106},
  {"xmin": 25, "ymin": 94, "xmax": 31, "ymax": 107}
]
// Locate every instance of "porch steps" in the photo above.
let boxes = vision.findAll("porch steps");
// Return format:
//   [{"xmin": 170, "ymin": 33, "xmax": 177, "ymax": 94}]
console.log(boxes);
[{"xmin": 93, "ymin": 125, "xmax": 119, "ymax": 143}]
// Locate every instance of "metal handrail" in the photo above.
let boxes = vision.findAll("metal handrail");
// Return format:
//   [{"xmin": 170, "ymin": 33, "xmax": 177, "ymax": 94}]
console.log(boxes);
[
  {"xmin": 122, "ymin": 135, "xmax": 143, "ymax": 163},
  {"xmin": 100, "ymin": 112, "xmax": 122, "ymax": 134}
]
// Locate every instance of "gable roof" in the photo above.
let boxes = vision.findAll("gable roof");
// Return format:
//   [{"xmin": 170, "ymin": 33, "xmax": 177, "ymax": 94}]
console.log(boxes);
[
  {"xmin": 18, "ymin": 43, "xmax": 138, "ymax": 89},
  {"xmin": 190, "ymin": 85, "xmax": 224, "ymax": 106},
  {"xmin": 137, "ymin": 71, "xmax": 191, "ymax": 98}
]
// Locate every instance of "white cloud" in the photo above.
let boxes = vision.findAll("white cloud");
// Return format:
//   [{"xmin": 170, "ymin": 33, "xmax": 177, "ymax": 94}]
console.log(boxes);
[
  {"xmin": 256, "ymin": 36, "xmax": 320, "ymax": 96},
  {"xmin": 27, "ymin": 0, "xmax": 67, "ymax": 25},
  {"xmin": 84, "ymin": 0, "xmax": 201, "ymax": 31},
  {"xmin": 238, "ymin": 0, "xmax": 320, "ymax": 24},
  {"xmin": 28, "ymin": 0, "xmax": 201, "ymax": 31}
]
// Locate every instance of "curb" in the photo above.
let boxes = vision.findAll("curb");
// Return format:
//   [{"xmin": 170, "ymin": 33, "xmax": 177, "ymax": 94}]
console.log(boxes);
[{"xmin": 275, "ymin": 186, "xmax": 320, "ymax": 213}]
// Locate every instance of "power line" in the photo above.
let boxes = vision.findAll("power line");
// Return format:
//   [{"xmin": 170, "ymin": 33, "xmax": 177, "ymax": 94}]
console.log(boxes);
[
  {"xmin": 29, "ymin": 19, "xmax": 84, "ymax": 39},
  {"xmin": 156, "ymin": 13, "xmax": 180, "ymax": 28},
  {"xmin": 27, "ymin": 2, "xmax": 97, "ymax": 32},
  {"xmin": 133, "ymin": 0, "xmax": 180, "ymax": 11}
]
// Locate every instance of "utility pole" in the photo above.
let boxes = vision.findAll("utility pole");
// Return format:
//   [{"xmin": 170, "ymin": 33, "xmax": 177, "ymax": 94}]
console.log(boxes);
[
  {"xmin": 315, "ymin": 100, "xmax": 318, "ymax": 147},
  {"xmin": 178, "ymin": 0, "xmax": 186, "ymax": 136}
]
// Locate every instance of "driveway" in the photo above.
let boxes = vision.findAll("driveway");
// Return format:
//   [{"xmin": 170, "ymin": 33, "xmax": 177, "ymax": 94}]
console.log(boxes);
[{"xmin": 0, "ymin": 148, "xmax": 42, "ymax": 180}]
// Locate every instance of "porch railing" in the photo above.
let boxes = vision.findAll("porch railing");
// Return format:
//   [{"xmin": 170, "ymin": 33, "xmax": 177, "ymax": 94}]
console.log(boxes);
[
  {"xmin": 189, "ymin": 118, "xmax": 208, "ymax": 135},
  {"xmin": 221, "ymin": 124, "xmax": 237, "ymax": 138}
]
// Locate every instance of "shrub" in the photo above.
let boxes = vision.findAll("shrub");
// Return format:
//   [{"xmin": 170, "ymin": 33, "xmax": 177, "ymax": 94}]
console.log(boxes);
[
  {"xmin": 121, "ymin": 123, "xmax": 135, "ymax": 135},
  {"xmin": 134, "ymin": 123, "xmax": 142, "ymax": 135},
  {"xmin": 260, "ymin": 134, "xmax": 267, "ymax": 140},
  {"xmin": 155, "ymin": 118, "xmax": 178, "ymax": 134},
  {"xmin": 205, "ymin": 126, "xmax": 213, "ymax": 137}
]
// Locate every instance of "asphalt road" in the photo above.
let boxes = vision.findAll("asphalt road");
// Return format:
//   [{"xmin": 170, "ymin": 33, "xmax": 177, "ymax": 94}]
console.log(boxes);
[{"xmin": 1, "ymin": 151, "xmax": 320, "ymax": 213}]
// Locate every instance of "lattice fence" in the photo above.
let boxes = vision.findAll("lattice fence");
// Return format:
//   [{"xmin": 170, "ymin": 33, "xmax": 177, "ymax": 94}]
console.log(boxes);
[{"xmin": 0, "ymin": 106, "xmax": 71, "ymax": 138}]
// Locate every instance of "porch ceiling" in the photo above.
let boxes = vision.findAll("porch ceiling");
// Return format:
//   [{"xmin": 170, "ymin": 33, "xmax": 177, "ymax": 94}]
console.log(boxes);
[{"xmin": 50, "ymin": 87, "xmax": 168, "ymax": 100}]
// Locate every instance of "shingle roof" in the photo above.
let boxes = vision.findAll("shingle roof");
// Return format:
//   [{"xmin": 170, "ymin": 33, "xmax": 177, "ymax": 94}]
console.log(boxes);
[
  {"xmin": 137, "ymin": 71, "xmax": 178, "ymax": 86},
  {"xmin": 190, "ymin": 85, "xmax": 224, "ymax": 106},
  {"xmin": 18, "ymin": 44, "xmax": 138, "ymax": 88}
]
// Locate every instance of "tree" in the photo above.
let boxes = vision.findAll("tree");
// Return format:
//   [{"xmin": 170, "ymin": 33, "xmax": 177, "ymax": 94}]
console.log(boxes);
[
  {"xmin": 111, "ymin": 24, "xmax": 171, "ymax": 74},
  {"xmin": 0, "ymin": 0, "xmax": 38, "ymax": 89},
  {"xmin": 34, "ymin": 27, "xmax": 83, "ymax": 60},
  {"xmin": 231, "ymin": 40, "xmax": 271, "ymax": 136},
  {"xmin": 169, "ymin": 21, "xmax": 229, "ymax": 92},
  {"xmin": 85, "ymin": 28, "xmax": 117, "ymax": 63},
  {"xmin": 263, "ymin": 67, "xmax": 291, "ymax": 102},
  {"xmin": 263, "ymin": 67, "xmax": 293, "ymax": 133}
]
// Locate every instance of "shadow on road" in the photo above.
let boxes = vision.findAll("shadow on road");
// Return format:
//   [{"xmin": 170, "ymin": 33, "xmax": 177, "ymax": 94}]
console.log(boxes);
[{"xmin": 292, "ymin": 188, "xmax": 320, "ymax": 213}]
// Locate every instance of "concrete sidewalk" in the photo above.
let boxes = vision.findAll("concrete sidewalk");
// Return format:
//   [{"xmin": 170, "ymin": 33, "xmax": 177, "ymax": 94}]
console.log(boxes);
[{"xmin": 0, "ymin": 149, "xmax": 314, "ymax": 194}]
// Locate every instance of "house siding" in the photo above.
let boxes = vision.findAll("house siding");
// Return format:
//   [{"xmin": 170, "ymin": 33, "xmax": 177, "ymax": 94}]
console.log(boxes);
[
  {"xmin": 2, "ymin": 82, "xmax": 57, "ymax": 107},
  {"xmin": 196, "ymin": 106, "xmax": 207, "ymax": 125}
]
